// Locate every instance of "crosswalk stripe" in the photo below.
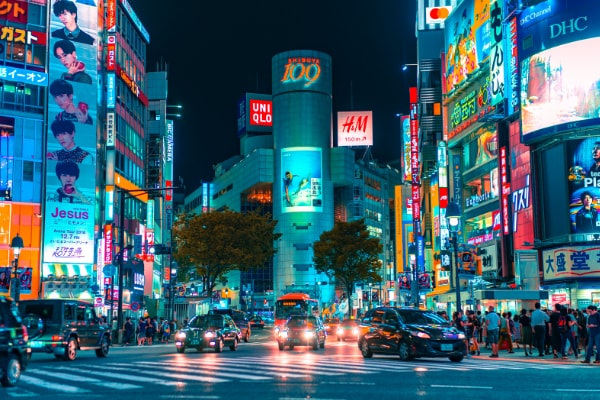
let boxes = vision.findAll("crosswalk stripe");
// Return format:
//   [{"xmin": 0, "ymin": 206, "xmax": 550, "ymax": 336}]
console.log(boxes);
[
  {"xmin": 24, "ymin": 369, "xmax": 142, "ymax": 390},
  {"xmin": 18, "ymin": 374, "xmax": 90, "ymax": 393}
]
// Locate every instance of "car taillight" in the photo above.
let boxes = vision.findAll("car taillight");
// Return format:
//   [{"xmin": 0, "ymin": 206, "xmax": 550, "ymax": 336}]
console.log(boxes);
[
  {"xmin": 21, "ymin": 324, "xmax": 28, "ymax": 341},
  {"xmin": 51, "ymin": 335, "xmax": 63, "ymax": 341}
]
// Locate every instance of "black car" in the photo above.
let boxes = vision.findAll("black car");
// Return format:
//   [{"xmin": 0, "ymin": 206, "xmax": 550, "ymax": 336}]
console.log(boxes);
[
  {"xmin": 208, "ymin": 309, "xmax": 251, "ymax": 342},
  {"xmin": 358, "ymin": 307, "xmax": 466, "ymax": 362},
  {"xmin": 276, "ymin": 315, "xmax": 326, "ymax": 351},
  {"xmin": 0, "ymin": 296, "xmax": 29, "ymax": 387},
  {"xmin": 175, "ymin": 314, "xmax": 241, "ymax": 353},
  {"xmin": 19, "ymin": 299, "xmax": 111, "ymax": 361}
]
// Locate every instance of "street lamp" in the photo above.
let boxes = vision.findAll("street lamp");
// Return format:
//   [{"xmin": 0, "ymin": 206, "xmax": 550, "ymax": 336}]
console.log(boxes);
[
  {"xmin": 446, "ymin": 201, "xmax": 462, "ymax": 314},
  {"xmin": 402, "ymin": 63, "xmax": 418, "ymax": 71},
  {"xmin": 10, "ymin": 233, "xmax": 24, "ymax": 302}
]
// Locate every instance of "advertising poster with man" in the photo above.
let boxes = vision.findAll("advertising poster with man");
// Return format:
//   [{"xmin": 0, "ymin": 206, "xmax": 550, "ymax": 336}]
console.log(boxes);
[
  {"xmin": 281, "ymin": 147, "xmax": 323, "ymax": 213},
  {"xmin": 568, "ymin": 138, "xmax": 600, "ymax": 234}
]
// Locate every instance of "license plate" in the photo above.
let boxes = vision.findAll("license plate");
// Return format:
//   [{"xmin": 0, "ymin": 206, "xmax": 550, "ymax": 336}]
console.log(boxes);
[
  {"xmin": 30, "ymin": 341, "xmax": 44, "ymax": 348},
  {"xmin": 190, "ymin": 340, "xmax": 199, "ymax": 345},
  {"xmin": 441, "ymin": 343, "xmax": 453, "ymax": 351}
]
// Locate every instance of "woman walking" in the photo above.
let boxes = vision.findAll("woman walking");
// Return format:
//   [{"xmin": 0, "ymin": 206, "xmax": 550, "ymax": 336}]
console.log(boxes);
[{"xmin": 519, "ymin": 309, "xmax": 533, "ymax": 356}]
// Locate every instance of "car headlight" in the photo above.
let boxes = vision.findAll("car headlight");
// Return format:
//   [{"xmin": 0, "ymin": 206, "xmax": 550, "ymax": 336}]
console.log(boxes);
[
  {"xmin": 336, "ymin": 327, "xmax": 343, "ymax": 335},
  {"xmin": 176, "ymin": 332, "xmax": 187, "ymax": 339},
  {"xmin": 410, "ymin": 330, "xmax": 431, "ymax": 339},
  {"xmin": 278, "ymin": 330, "xmax": 289, "ymax": 338},
  {"xmin": 457, "ymin": 332, "xmax": 466, "ymax": 340},
  {"xmin": 304, "ymin": 330, "xmax": 315, "ymax": 339},
  {"xmin": 352, "ymin": 328, "xmax": 359, "ymax": 335},
  {"xmin": 204, "ymin": 331, "xmax": 215, "ymax": 338}
]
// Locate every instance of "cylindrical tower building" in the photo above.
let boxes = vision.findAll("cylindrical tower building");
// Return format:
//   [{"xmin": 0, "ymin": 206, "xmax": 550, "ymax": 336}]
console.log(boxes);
[{"xmin": 271, "ymin": 50, "xmax": 334, "ymax": 305}]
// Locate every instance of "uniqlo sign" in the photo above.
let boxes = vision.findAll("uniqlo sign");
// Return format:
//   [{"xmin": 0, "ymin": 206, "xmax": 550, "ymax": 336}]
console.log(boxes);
[{"xmin": 249, "ymin": 99, "xmax": 272, "ymax": 126}]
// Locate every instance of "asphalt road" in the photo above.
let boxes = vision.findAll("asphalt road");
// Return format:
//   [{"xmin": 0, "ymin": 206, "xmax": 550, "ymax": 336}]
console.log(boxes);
[{"xmin": 3, "ymin": 327, "xmax": 599, "ymax": 400}]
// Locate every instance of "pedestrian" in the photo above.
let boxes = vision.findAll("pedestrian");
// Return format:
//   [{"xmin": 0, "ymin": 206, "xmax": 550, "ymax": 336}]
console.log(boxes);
[
  {"xmin": 519, "ymin": 308, "xmax": 533, "ymax": 356},
  {"xmin": 558, "ymin": 306, "xmax": 578, "ymax": 359},
  {"xmin": 580, "ymin": 305, "xmax": 600, "ymax": 364},
  {"xmin": 123, "ymin": 317, "xmax": 134, "ymax": 346},
  {"xmin": 162, "ymin": 319, "xmax": 172, "ymax": 343},
  {"xmin": 512, "ymin": 313, "xmax": 521, "ymax": 349},
  {"xmin": 498, "ymin": 312, "xmax": 514, "ymax": 353},
  {"xmin": 137, "ymin": 317, "xmax": 147, "ymax": 346},
  {"xmin": 145, "ymin": 317, "xmax": 155, "ymax": 345},
  {"xmin": 485, "ymin": 305, "xmax": 501, "ymax": 358},
  {"xmin": 549, "ymin": 303, "xmax": 563, "ymax": 359},
  {"xmin": 531, "ymin": 302, "xmax": 550, "ymax": 357},
  {"xmin": 577, "ymin": 308, "xmax": 588, "ymax": 352},
  {"xmin": 465, "ymin": 310, "xmax": 480, "ymax": 356}
]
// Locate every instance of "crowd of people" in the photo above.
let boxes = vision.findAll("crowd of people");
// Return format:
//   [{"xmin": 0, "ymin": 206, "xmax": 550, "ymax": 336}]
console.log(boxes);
[
  {"xmin": 444, "ymin": 303, "xmax": 599, "ymax": 363},
  {"xmin": 121, "ymin": 316, "xmax": 180, "ymax": 346}
]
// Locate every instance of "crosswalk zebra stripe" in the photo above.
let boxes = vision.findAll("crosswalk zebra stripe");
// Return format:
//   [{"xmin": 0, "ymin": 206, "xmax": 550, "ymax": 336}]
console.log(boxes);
[
  {"xmin": 132, "ymin": 361, "xmax": 273, "ymax": 380},
  {"xmin": 160, "ymin": 359, "xmax": 346, "ymax": 376},
  {"xmin": 18, "ymin": 374, "xmax": 90, "ymax": 393},
  {"xmin": 24, "ymin": 369, "xmax": 142, "ymax": 390},
  {"xmin": 51, "ymin": 365, "xmax": 186, "ymax": 385}
]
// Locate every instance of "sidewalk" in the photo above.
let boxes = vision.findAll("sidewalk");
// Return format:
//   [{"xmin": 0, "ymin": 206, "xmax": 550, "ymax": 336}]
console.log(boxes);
[{"xmin": 470, "ymin": 345, "xmax": 591, "ymax": 364}]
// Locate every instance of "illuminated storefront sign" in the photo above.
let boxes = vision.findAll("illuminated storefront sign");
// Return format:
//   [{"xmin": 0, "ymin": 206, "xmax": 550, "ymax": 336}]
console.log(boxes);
[
  {"xmin": 489, "ymin": 0, "xmax": 504, "ymax": 108},
  {"xmin": 281, "ymin": 57, "xmax": 321, "ymax": 88},
  {"xmin": 0, "ymin": 66, "xmax": 47, "ymax": 86},
  {"xmin": 425, "ymin": 6, "xmax": 452, "ymax": 25},
  {"xmin": 500, "ymin": 147, "xmax": 510, "ymax": 235},
  {"xmin": 106, "ymin": 112, "xmax": 115, "ymax": 146},
  {"xmin": 0, "ymin": 0, "xmax": 27, "ymax": 24},
  {"xmin": 106, "ymin": 35, "xmax": 116, "ymax": 71},
  {"xmin": 402, "ymin": 116, "xmax": 411, "ymax": 182},
  {"xmin": 507, "ymin": 16, "xmax": 519, "ymax": 116},
  {"xmin": 117, "ymin": 65, "xmax": 148, "ymax": 106},
  {"xmin": 543, "ymin": 245, "xmax": 600, "ymax": 281},
  {"xmin": 447, "ymin": 78, "xmax": 494, "ymax": 138},
  {"xmin": 0, "ymin": 24, "xmax": 46, "ymax": 45},
  {"xmin": 104, "ymin": 224, "xmax": 113, "ymax": 264},
  {"xmin": 107, "ymin": 0, "xmax": 117, "ymax": 32},
  {"xmin": 107, "ymin": 73, "xmax": 116, "ymax": 107},
  {"xmin": 250, "ymin": 99, "xmax": 272, "ymax": 127},
  {"xmin": 337, "ymin": 111, "xmax": 373, "ymax": 147}
]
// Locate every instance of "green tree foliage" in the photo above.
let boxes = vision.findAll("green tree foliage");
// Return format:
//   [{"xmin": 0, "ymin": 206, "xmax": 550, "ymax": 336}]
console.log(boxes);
[
  {"xmin": 313, "ymin": 219, "xmax": 383, "ymax": 316},
  {"xmin": 172, "ymin": 210, "xmax": 282, "ymax": 298}
]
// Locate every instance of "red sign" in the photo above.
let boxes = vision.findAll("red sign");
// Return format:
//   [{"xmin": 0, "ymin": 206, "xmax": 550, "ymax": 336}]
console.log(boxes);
[
  {"xmin": 104, "ymin": 224, "xmax": 113, "ymax": 264},
  {"xmin": 249, "ymin": 99, "xmax": 272, "ymax": 126},
  {"xmin": 165, "ymin": 180, "xmax": 172, "ymax": 201},
  {"xmin": 107, "ymin": 0, "xmax": 117, "ymax": 32},
  {"xmin": 106, "ymin": 35, "xmax": 116, "ymax": 71},
  {"xmin": 0, "ymin": 0, "xmax": 27, "ymax": 24}
]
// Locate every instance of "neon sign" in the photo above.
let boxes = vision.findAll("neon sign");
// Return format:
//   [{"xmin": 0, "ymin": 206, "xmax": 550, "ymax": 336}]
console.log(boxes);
[{"xmin": 281, "ymin": 57, "xmax": 321, "ymax": 87}]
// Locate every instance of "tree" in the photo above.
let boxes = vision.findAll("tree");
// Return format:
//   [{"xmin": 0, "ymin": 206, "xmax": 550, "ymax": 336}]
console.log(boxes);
[
  {"xmin": 172, "ymin": 210, "xmax": 282, "ymax": 299},
  {"xmin": 313, "ymin": 219, "xmax": 383, "ymax": 318}
]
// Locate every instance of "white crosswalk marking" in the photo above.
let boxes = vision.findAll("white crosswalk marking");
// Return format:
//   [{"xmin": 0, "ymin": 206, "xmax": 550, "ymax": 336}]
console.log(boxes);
[{"xmin": 3, "ymin": 355, "xmax": 574, "ymax": 397}]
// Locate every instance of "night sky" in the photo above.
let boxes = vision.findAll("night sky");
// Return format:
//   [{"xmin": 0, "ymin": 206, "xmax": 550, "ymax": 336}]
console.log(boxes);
[{"xmin": 129, "ymin": 1, "xmax": 418, "ymax": 193}]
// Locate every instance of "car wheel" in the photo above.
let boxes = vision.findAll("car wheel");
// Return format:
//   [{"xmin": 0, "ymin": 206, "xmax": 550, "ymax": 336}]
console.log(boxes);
[
  {"xmin": 288, "ymin": 344, "xmax": 294, "ymax": 350},
  {"xmin": 0, "ymin": 354, "xmax": 21, "ymax": 387},
  {"xmin": 449, "ymin": 355, "xmax": 464, "ymax": 362},
  {"xmin": 312, "ymin": 339, "xmax": 318, "ymax": 350},
  {"xmin": 95, "ymin": 335, "xmax": 110, "ymax": 358},
  {"xmin": 398, "ymin": 341, "xmax": 411, "ymax": 361},
  {"xmin": 63, "ymin": 338, "xmax": 78, "ymax": 361},
  {"xmin": 244, "ymin": 332, "xmax": 250, "ymax": 343},
  {"xmin": 214, "ymin": 339, "xmax": 223, "ymax": 353},
  {"xmin": 320, "ymin": 339, "xmax": 325, "ymax": 349},
  {"xmin": 359, "ymin": 338, "xmax": 373, "ymax": 358},
  {"xmin": 176, "ymin": 346, "xmax": 185, "ymax": 353},
  {"xmin": 230, "ymin": 338, "xmax": 238, "ymax": 351},
  {"xmin": 278, "ymin": 342, "xmax": 284, "ymax": 351}
]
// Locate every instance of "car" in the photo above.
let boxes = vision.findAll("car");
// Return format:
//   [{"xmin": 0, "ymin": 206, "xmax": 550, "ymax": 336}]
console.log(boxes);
[
  {"xmin": 323, "ymin": 317, "xmax": 340, "ymax": 336},
  {"xmin": 336, "ymin": 318, "xmax": 359, "ymax": 341},
  {"xmin": 208, "ymin": 309, "xmax": 251, "ymax": 342},
  {"xmin": 175, "ymin": 314, "xmax": 241, "ymax": 353},
  {"xmin": 19, "ymin": 299, "xmax": 111, "ymax": 361},
  {"xmin": 358, "ymin": 307, "xmax": 466, "ymax": 362},
  {"xmin": 0, "ymin": 296, "xmax": 30, "ymax": 387},
  {"xmin": 249, "ymin": 315, "xmax": 265, "ymax": 329},
  {"xmin": 276, "ymin": 315, "xmax": 326, "ymax": 351}
]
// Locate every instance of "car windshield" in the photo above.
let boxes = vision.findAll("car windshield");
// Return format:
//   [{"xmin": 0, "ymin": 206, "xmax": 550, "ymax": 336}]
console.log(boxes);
[
  {"xmin": 289, "ymin": 316, "xmax": 317, "ymax": 328},
  {"xmin": 398, "ymin": 310, "xmax": 449, "ymax": 325},
  {"xmin": 190, "ymin": 316, "xmax": 224, "ymax": 329},
  {"xmin": 341, "ymin": 319, "xmax": 357, "ymax": 327},
  {"xmin": 324, "ymin": 318, "xmax": 340, "ymax": 324}
]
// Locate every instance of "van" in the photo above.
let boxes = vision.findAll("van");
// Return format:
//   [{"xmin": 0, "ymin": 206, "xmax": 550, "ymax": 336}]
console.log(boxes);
[
  {"xmin": 208, "ymin": 308, "xmax": 251, "ymax": 342},
  {"xmin": 19, "ymin": 299, "xmax": 111, "ymax": 361}
]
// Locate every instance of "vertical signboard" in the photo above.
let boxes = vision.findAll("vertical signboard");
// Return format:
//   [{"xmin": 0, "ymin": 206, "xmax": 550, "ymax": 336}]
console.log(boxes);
[{"xmin": 43, "ymin": 0, "xmax": 98, "ymax": 266}]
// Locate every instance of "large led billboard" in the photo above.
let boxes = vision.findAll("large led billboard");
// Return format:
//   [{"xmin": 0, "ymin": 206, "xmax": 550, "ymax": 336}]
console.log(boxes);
[
  {"xmin": 280, "ymin": 147, "xmax": 322, "ymax": 213},
  {"xmin": 568, "ymin": 138, "xmax": 600, "ymax": 234},
  {"xmin": 43, "ymin": 0, "xmax": 98, "ymax": 266},
  {"xmin": 519, "ymin": 0, "xmax": 600, "ymax": 143}
]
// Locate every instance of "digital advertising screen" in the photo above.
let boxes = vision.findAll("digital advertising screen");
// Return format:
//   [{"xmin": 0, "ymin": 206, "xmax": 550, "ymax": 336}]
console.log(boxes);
[
  {"xmin": 518, "ymin": 0, "xmax": 600, "ymax": 143},
  {"xmin": 43, "ymin": 0, "xmax": 98, "ymax": 265},
  {"xmin": 443, "ymin": 0, "xmax": 491, "ymax": 95},
  {"xmin": 568, "ymin": 138, "xmax": 600, "ymax": 234},
  {"xmin": 280, "ymin": 147, "xmax": 322, "ymax": 213}
]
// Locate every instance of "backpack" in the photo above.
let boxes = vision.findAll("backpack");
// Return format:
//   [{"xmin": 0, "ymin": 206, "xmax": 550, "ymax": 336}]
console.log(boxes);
[
  {"xmin": 558, "ymin": 315, "xmax": 568, "ymax": 332},
  {"xmin": 163, "ymin": 322, "xmax": 171, "ymax": 334}
]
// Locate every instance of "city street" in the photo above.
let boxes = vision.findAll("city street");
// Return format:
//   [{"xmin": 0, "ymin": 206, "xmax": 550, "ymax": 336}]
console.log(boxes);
[{"xmin": 2, "ymin": 327, "xmax": 598, "ymax": 400}]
